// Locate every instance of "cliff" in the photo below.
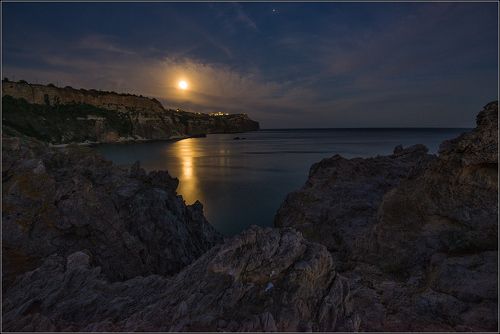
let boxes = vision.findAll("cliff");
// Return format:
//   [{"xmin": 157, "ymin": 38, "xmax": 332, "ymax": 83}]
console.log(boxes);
[
  {"xmin": 2, "ymin": 81, "xmax": 166, "ymax": 112},
  {"xmin": 2, "ymin": 80, "xmax": 259, "ymax": 144},
  {"xmin": 275, "ymin": 101, "xmax": 498, "ymax": 331},
  {"xmin": 172, "ymin": 109, "xmax": 260, "ymax": 135}
]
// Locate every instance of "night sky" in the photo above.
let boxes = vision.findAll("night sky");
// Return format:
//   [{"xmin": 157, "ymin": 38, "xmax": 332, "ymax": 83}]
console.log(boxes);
[{"xmin": 3, "ymin": 2, "xmax": 498, "ymax": 128}]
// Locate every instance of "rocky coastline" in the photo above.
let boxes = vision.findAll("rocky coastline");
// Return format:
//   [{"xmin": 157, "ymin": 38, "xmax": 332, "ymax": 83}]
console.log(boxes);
[
  {"xmin": 2, "ymin": 80, "xmax": 260, "ymax": 145},
  {"xmin": 2, "ymin": 135, "xmax": 223, "ymax": 286},
  {"xmin": 1, "ymin": 101, "xmax": 498, "ymax": 331},
  {"xmin": 276, "ymin": 101, "xmax": 498, "ymax": 331}
]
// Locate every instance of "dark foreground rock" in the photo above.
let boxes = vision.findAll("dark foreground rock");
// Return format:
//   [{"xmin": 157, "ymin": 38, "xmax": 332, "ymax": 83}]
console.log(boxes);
[
  {"xmin": 275, "ymin": 101, "xmax": 498, "ymax": 331},
  {"xmin": 275, "ymin": 143, "xmax": 434, "ymax": 265},
  {"xmin": 2, "ymin": 135, "xmax": 222, "ymax": 285},
  {"xmin": 2, "ymin": 227, "xmax": 358, "ymax": 331}
]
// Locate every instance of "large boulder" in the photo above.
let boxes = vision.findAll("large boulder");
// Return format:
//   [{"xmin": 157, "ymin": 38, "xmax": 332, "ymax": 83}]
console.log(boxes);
[{"xmin": 2, "ymin": 135, "xmax": 222, "ymax": 285}]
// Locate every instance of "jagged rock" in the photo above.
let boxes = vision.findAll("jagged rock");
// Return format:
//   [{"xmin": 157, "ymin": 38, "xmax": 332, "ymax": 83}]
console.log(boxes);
[
  {"xmin": 2, "ymin": 227, "xmax": 358, "ymax": 332},
  {"xmin": 373, "ymin": 102, "xmax": 498, "ymax": 271},
  {"xmin": 275, "ymin": 143, "xmax": 434, "ymax": 265},
  {"xmin": 2, "ymin": 135, "xmax": 222, "ymax": 285},
  {"xmin": 275, "ymin": 102, "xmax": 498, "ymax": 331},
  {"xmin": 366, "ymin": 101, "xmax": 498, "ymax": 330}
]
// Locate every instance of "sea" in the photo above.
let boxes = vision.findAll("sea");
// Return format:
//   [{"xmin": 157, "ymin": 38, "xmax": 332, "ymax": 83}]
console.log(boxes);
[{"xmin": 96, "ymin": 128, "xmax": 468, "ymax": 236}]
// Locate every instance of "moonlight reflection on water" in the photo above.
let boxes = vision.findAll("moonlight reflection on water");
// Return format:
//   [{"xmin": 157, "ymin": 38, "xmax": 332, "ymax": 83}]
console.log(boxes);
[{"xmin": 97, "ymin": 128, "xmax": 468, "ymax": 235}]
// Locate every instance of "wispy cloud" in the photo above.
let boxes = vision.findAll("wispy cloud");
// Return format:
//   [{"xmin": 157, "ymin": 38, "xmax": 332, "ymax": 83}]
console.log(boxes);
[
  {"xmin": 3, "ymin": 2, "xmax": 497, "ymax": 128},
  {"xmin": 233, "ymin": 3, "xmax": 258, "ymax": 31},
  {"xmin": 77, "ymin": 34, "xmax": 136, "ymax": 55},
  {"xmin": 3, "ymin": 48, "xmax": 320, "ymax": 127}
]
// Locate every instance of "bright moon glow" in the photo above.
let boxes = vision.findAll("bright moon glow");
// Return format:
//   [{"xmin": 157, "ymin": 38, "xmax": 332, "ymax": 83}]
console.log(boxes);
[{"xmin": 178, "ymin": 80, "xmax": 188, "ymax": 90}]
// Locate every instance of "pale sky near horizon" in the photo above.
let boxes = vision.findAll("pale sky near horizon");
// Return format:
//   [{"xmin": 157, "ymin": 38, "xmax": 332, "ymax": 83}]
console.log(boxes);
[{"xmin": 2, "ymin": 2, "xmax": 498, "ymax": 128}]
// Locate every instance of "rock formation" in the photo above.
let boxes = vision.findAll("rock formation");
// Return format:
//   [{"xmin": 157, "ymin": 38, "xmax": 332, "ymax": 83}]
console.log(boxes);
[
  {"xmin": 2, "ymin": 134, "xmax": 222, "ymax": 285},
  {"xmin": 2, "ymin": 227, "xmax": 358, "ymax": 331},
  {"xmin": 275, "ymin": 143, "xmax": 435, "ymax": 263},
  {"xmin": 275, "ymin": 101, "xmax": 498, "ymax": 331},
  {"xmin": 2, "ymin": 144, "xmax": 356, "ymax": 330},
  {"xmin": 2, "ymin": 100, "xmax": 497, "ymax": 332},
  {"xmin": 2, "ymin": 80, "xmax": 259, "ymax": 144}
]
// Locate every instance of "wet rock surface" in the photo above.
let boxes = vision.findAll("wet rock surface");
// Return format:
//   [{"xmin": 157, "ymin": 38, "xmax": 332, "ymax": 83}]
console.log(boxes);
[
  {"xmin": 275, "ymin": 102, "xmax": 498, "ymax": 331},
  {"xmin": 2, "ymin": 227, "xmax": 358, "ymax": 331},
  {"xmin": 2, "ymin": 135, "xmax": 222, "ymax": 285}
]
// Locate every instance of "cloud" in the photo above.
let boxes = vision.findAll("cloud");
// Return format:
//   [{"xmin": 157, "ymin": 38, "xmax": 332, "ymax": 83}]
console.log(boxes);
[
  {"xmin": 3, "ymin": 47, "xmax": 320, "ymax": 127},
  {"xmin": 146, "ymin": 57, "xmax": 319, "ymax": 116},
  {"xmin": 233, "ymin": 3, "xmax": 258, "ymax": 31},
  {"xmin": 2, "ymin": 2, "xmax": 497, "ymax": 128},
  {"xmin": 77, "ymin": 34, "xmax": 136, "ymax": 55}
]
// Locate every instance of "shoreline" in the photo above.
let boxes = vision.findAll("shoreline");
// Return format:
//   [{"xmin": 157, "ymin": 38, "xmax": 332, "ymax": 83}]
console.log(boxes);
[
  {"xmin": 48, "ymin": 130, "xmax": 260, "ymax": 148},
  {"xmin": 48, "ymin": 135, "xmax": 191, "ymax": 148}
]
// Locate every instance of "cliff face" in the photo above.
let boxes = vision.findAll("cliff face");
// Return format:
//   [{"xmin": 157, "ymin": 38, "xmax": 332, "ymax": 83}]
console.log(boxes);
[
  {"xmin": 2, "ymin": 95, "xmax": 180, "ymax": 144},
  {"xmin": 172, "ymin": 110, "xmax": 260, "ymax": 136},
  {"xmin": 2, "ymin": 81, "xmax": 166, "ymax": 112},
  {"xmin": 2, "ymin": 81, "xmax": 259, "ymax": 144},
  {"xmin": 275, "ymin": 102, "xmax": 498, "ymax": 331}
]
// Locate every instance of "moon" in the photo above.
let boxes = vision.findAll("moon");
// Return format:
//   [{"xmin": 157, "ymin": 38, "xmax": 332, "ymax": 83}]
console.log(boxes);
[{"xmin": 178, "ymin": 80, "xmax": 189, "ymax": 90}]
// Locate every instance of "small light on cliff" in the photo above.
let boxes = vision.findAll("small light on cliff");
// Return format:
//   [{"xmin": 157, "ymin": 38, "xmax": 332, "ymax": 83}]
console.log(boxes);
[{"xmin": 178, "ymin": 80, "xmax": 188, "ymax": 90}]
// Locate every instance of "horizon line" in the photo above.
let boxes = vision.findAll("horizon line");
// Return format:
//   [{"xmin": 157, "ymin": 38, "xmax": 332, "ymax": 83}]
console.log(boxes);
[{"xmin": 260, "ymin": 127, "xmax": 472, "ymax": 130}]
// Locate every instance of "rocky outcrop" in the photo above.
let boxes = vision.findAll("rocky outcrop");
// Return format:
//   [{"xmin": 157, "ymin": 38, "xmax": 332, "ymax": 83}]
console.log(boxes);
[
  {"xmin": 373, "ymin": 101, "xmax": 498, "ymax": 274},
  {"xmin": 2, "ymin": 81, "xmax": 259, "ymax": 144},
  {"xmin": 275, "ymin": 144, "xmax": 434, "ymax": 265},
  {"xmin": 2, "ymin": 135, "xmax": 354, "ymax": 331},
  {"xmin": 275, "ymin": 102, "xmax": 498, "ymax": 331},
  {"xmin": 172, "ymin": 110, "xmax": 260, "ymax": 136},
  {"xmin": 2, "ymin": 134, "xmax": 222, "ymax": 286},
  {"xmin": 2, "ymin": 227, "xmax": 358, "ymax": 331}
]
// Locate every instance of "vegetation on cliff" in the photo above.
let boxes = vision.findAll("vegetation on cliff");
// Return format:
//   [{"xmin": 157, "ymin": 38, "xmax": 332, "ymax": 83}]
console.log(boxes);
[
  {"xmin": 3, "ymin": 95, "xmax": 135, "ymax": 144},
  {"xmin": 2, "ymin": 80, "xmax": 260, "ymax": 144}
]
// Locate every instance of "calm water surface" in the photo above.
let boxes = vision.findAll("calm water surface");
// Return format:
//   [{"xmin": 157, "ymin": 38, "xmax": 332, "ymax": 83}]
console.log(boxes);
[{"xmin": 96, "ymin": 128, "xmax": 468, "ymax": 236}]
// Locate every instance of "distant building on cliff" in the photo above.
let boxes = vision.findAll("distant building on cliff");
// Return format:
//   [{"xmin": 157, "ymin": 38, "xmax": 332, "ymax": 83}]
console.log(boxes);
[{"xmin": 209, "ymin": 112, "xmax": 229, "ymax": 117}]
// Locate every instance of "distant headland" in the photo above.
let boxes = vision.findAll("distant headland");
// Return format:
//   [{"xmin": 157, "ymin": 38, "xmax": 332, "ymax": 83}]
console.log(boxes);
[{"xmin": 2, "ymin": 79, "xmax": 260, "ymax": 145}]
